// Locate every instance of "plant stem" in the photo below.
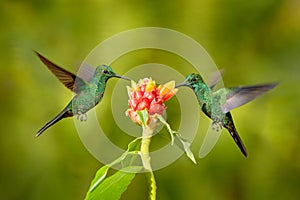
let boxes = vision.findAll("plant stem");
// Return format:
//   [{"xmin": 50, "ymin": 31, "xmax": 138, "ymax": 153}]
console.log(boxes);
[
  {"xmin": 147, "ymin": 171, "xmax": 157, "ymax": 200},
  {"xmin": 141, "ymin": 126, "xmax": 153, "ymax": 171},
  {"xmin": 141, "ymin": 125, "xmax": 156, "ymax": 200}
]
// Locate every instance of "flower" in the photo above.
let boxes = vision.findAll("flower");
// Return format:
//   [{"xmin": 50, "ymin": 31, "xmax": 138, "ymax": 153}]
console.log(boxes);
[{"xmin": 126, "ymin": 78, "xmax": 178, "ymax": 126}]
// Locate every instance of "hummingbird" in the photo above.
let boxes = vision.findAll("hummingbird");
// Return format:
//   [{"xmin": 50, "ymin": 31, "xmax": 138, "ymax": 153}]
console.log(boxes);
[
  {"xmin": 35, "ymin": 51, "xmax": 130, "ymax": 137},
  {"xmin": 176, "ymin": 73, "xmax": 278, "ymax": 157}
]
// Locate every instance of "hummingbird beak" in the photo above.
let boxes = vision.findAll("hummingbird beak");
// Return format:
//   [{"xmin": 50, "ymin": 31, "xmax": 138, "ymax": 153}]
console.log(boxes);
[
  {"xmin": 175, "ymin": 82, "xmax": 187, "ymax": 88},
  {"xmin": 114, "ymin": 74, "xmax": 131, "ymax": 81}
]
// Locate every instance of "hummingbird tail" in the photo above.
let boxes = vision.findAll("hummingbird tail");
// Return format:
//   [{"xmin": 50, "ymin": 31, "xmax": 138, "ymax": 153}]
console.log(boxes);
[
  {"xmin": 224, "ymin": 113, "xmax": 248, "ymax": 157},
  {"xmin": 36, "ymin": 108, "xmax": 72, "ymax": 137},
  {"xmin": 227, "ymin": 125, "xmax": 248, "ymax": 157}
]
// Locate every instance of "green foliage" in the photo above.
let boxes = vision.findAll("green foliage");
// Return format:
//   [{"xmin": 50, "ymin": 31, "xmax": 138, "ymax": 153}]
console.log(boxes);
[
  {"xmin": 174, "ymin": 133, "xmax": 197, "ymax": 164},
  {"xmin": 87, "ymin": 166, "xmax": 109, "ymax": 193},
  {"xmin": 156, "ymin": 114, "xmax": 196, "ymax": 164},
  {"xmin": 136, "ymin": 110, "xmax": 149, "ymax": 127},
  {"xmin": 85, "ymin": 138, "xmax": 144, "ymax": 200},
  {"xmin": 85, "ymin": 166, "xmax": 140, "ymax": 200},
  {"xmin": 84, "ymin": 112, "xmax": 193, "ymax": 200}
]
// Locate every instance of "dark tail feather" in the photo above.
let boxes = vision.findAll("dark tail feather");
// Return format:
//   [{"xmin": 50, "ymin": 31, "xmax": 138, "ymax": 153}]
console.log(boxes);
[
  {"xmin": 227, "ymin": 125, "xmax": 248, "ymax": 157},
  {"xmin": 36, "ymin": 109, "xmax": 71, "ymax": 137},
  {"xmin": 224, "ymin": 112, "xmax": 248, "ymax": 157}
]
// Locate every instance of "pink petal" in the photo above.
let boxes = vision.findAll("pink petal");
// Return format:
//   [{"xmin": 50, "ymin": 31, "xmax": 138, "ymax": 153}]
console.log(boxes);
[
  {"xmin": 137, "ymin": 98, "xmax": 150, "ymax": 110},
  {"xmin": 149, "ymin": 103, "xmax": 165, "ymax": 115}
]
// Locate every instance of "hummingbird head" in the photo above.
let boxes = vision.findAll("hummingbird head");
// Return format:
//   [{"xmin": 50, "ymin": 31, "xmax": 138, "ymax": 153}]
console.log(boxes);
[
  {"xmin": 95, "ymin": 65, "xmax": 130, "ymax": 81},
  {"xmin": 175, "ymin": 73, "xmax": 204, "ymax": 88}
]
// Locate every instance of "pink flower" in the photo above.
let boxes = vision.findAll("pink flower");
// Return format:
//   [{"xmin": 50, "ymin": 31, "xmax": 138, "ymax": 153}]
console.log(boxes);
[{"xmin": 126, "ymin": 78, "xmax": 178, "ymax": 125}]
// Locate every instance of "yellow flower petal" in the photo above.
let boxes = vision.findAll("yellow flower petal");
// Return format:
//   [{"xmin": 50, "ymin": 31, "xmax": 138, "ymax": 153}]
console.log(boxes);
[
  {"xmin": 146, "ymin": 78, "xmax": 156, "ymax": 92},
  {"xmin": 131, "ymin": 80, "xmax": 138, "ymax": 90},
  {"xmin": 163, "ymin": 81, "xmax": 175, "ymax": 90},
  {"xmin": 126, "ymin": 86, "xmax": 132, "ymax": 97}
]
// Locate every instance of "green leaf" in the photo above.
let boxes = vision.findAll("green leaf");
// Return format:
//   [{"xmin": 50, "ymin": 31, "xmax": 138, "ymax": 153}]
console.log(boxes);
[
  {"xmin": 137, "ymin": 110, "xmax": 149, "ymax": 127},
  {"xmin": 121, "ymin": 138, "xmax": 142, "ymax": 168},
  {"xmin": 127, "ymin": 137, "xmax": 142, "ymax": 152},
  {"xmin": 85, "ymin": 166, "xmax": 142, "ymax": 200},
  {"xmin": 155, "ymin": 114, "xmax": 196, "ymax": 163},
  {"xmin": 174, "ymin": 134, "xmax": 197, "ymax": 164},
  {"xmin": 88, "ymin": 165, "xmax": 110, "ymax": 193},
  {"xmin": 156, "ymin": 114, "xmax": 176, "ymax": 144}
]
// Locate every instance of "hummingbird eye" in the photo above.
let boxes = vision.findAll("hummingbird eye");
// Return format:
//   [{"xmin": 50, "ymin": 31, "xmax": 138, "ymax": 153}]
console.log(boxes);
[
  {"xmin": 191, "ymin": 77, "xmax": 197, "ymax": 82},
  {"xmin": 102, "ymin": 69, "xmax": 109, "ymax": 74}
]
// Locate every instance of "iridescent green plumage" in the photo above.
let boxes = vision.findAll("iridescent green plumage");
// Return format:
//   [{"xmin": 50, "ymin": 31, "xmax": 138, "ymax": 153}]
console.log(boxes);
[
  {"xmin": 35, "ymin": 51, "xmax": 130, "ymax": 137},
  {"xmin": 176, "ymin": 73, "xmax": 278, "ymax": 157}
]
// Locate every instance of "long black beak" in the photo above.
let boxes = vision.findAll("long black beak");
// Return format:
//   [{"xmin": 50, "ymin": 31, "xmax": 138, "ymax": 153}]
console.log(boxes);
[
  {"xmin": 114, "ymin": 74, "xmax": 131, "ymax": 81},
  {"xmin": 175, "ymin": 82, "xmax": 187, "ymax": 88}
]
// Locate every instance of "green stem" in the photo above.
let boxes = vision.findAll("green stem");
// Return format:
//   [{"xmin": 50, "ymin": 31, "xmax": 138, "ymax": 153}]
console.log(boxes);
[
  {"xmin": 141, "ymin": 126, "xmax": 152, "ymax": 171},
  {"xmin": 141, "ymin": 125, "xmax": 157, "ymax": 200},
  {"xmin": 147, "ymin": 171, "xmax": 157, "ymax": 200}
]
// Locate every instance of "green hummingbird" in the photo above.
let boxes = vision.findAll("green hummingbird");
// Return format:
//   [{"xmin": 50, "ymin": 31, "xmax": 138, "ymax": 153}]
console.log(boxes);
[
  {"xmin": 176, "ymin": 73, "xmax": 278, "ymax": 157},
  {"xmin": 35, "ymin": 51, "xmax": 130, "ymax": 137}
]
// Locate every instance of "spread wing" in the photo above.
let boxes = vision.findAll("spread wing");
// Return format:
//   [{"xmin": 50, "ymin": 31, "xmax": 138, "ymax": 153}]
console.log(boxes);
[
  {"xmin": 76, "ymin": 62, "xmax": 95, "ymax": 83},
  {"xmin": 35, "ymin": 51, "xmax": 88, "ymax": 93},
  {"xmin": 221, "ymin": 83, "xmax": 278, "ymax": 113},
  {"xmin": 208, "ymin": 69, "xmax": 224, "ymax": 89}
]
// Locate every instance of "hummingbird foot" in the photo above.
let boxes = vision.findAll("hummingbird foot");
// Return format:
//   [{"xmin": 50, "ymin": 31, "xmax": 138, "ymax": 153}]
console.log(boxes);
[
  {"xmin": 211, "ymin": 121, "xmax": 223, "ymax": 132},
  {"xmin": 77, "ymin": 112, "xmax": 87, "ymax": 121}
]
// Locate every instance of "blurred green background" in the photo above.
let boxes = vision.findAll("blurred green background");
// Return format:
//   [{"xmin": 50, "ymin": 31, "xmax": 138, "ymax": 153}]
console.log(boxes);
[{"xmin": 1, "ymin": 0, "xmax": 300, "ymax": 199}]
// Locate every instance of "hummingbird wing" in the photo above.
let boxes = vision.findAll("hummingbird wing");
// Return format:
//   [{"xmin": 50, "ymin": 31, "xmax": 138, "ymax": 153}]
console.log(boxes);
[
  {"xmin": 35, "ymin": 51, "xmax": 88, "ymax": 93},
  {"xmin": 220, "ymin": 83, "xmax": 278, "ymax": 113},
  {"xmin": 76, "ymin": 62, "xmax": 95, "ymax": 82},
  {"xmin": 208, "ymin": 69, "xmax": 224, "ymax": 89}
]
